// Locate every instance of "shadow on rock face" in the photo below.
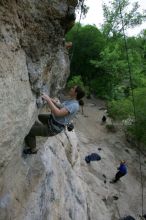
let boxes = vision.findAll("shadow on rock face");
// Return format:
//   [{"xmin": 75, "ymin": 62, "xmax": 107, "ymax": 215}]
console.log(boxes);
[{"xmin": 119, "ymin": 216, "xmax": 135, "ymax": 220}]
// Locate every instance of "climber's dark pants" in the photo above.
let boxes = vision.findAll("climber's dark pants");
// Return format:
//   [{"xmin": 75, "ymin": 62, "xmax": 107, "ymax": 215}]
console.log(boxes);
[
  {"xmin": 25, "ymin": 114, "xmax": 64, "ymax": 150},
  {"xmin": 114, "ymin": 171, "xmax": 126, "ymax": 183}
]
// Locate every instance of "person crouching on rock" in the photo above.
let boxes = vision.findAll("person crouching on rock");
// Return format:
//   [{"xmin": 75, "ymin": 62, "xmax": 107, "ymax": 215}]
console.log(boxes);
[{"xmin": 23, "ymin": 85, "xmax": 85, "ymax": 154}]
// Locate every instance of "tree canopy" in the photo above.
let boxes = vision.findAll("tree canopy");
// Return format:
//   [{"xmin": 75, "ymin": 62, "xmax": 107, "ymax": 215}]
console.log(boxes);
[{"xmin": 66, "ymin": 0, "xmax": 146, "ymax": 146}]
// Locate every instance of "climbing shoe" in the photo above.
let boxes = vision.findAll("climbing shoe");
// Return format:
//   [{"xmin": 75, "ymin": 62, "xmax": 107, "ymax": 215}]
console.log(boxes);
[{"xmin": 23, "ymin": 148, "xmax": 38, "ymax": 155}]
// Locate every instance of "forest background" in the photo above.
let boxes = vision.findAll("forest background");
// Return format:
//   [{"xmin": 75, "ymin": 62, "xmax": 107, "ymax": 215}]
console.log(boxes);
[{"xmin": 66, "ymin": 0, "xmax": 146, "ymax": 146}]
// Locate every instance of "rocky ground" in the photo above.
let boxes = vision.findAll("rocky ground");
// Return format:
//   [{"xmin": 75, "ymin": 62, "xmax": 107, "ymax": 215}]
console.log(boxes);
[{"xmin": 74, "ymin": 98, "xmax": 146, "ymax": 220}]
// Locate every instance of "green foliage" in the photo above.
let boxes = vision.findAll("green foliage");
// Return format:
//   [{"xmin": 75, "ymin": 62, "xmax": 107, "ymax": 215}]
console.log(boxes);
[
  {"xmin": 108, "ymin": 87, "xmax": 146, "ymax": 145},
  {"xmin": 90, "ymin": 76, "xmax": 113, "ymax": 99},
  {"xmin": 65, "ymin": 0, "xmax": 146, "ymax": 146},
  {"xmin": 133, "ymin": 88, "xmax": 146, "ymax": 143},
  {"xmin": 66, "ymin": 24, "xmax": 105, "ymax": 83},
  {"xmin": 67, "ymin": 75, "xmax": 84, "ymax": 89},
  {"xmin": 112, "ymin": 85, "xmax": 129, "ymax": 100},
  {"xmin": 91, "ymin": 34, "xmax": 146, "ymax": 100},
  {"xmin": 76, "ymin": 1, "xmax": 89, "ymax": 18},
  {"xmin": 108, "ymin": 98, "xmax": 134, "ymax": 120},
  {"xmin": 102, "ymin": 0, "xmax": 146, "ymax": 37}
]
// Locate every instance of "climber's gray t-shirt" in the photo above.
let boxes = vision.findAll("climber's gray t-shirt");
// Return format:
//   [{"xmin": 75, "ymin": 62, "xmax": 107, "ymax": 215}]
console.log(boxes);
[{"xmin": 52, "ymin": 100, "xmax": 79, "ymax": 125}]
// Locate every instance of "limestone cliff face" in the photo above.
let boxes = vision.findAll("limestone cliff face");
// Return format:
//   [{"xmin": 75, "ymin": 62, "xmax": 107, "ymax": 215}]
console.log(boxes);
[
  {"xmin": 0, "ymin": 0, "xmax": 75, "ymax": 171},
  {"xmin": 0, "ymin": 132, "xmax": 87, "ymax": 220},
  {"xmin": 0, "ymin": 1, "xmax": 87, "ymax": 220}
]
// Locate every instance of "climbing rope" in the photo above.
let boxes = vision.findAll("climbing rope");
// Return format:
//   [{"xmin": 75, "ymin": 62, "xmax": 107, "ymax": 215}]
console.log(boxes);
[{"xmin": 117, "ymin": 0, "xmax": 144, "ymax": 216}]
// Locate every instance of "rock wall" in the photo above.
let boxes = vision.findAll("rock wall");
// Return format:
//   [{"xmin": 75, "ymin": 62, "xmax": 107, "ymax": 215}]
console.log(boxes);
[
  {"xmin": 0, "ymin": 132, "xmax": 88, "ymax": 220},
  {"xmin": 0, "ymin": 0, "xmax": 75, "ymax": 172},
  {"xmin": 0, "ymin": 1, "xmax": 88, "ymax": 220}
]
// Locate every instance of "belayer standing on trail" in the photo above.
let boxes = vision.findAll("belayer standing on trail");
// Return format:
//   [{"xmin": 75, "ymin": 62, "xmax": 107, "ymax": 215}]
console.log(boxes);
[
  {"xmin": 23, "ymin": 85, "xmax": 85, "ymax": 154},
  {"xmin": 79, "ymin": 99, "xmax": 84, "ymax": 115},
  {"xmin": 110, "ymin": 160, "xmax": 127, "ymax": 183}
]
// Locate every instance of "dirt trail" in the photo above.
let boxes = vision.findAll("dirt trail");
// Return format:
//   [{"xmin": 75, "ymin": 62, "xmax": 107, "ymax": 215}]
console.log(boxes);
[{"xmin": 74, "ymin": 98, "xmax": 146, "ymax": 220}]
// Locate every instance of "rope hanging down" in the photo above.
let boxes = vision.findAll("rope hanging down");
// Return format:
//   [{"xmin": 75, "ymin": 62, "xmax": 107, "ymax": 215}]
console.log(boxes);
[{"xmin": 117, "ymin": 0, "xmax": 144, "ymax": 217}]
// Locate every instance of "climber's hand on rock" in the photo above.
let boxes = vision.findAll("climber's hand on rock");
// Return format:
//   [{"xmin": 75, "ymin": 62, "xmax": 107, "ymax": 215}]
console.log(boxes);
[{"xmin": 42, "ymin": 94, "xmax": 50, "ymax": 101}]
